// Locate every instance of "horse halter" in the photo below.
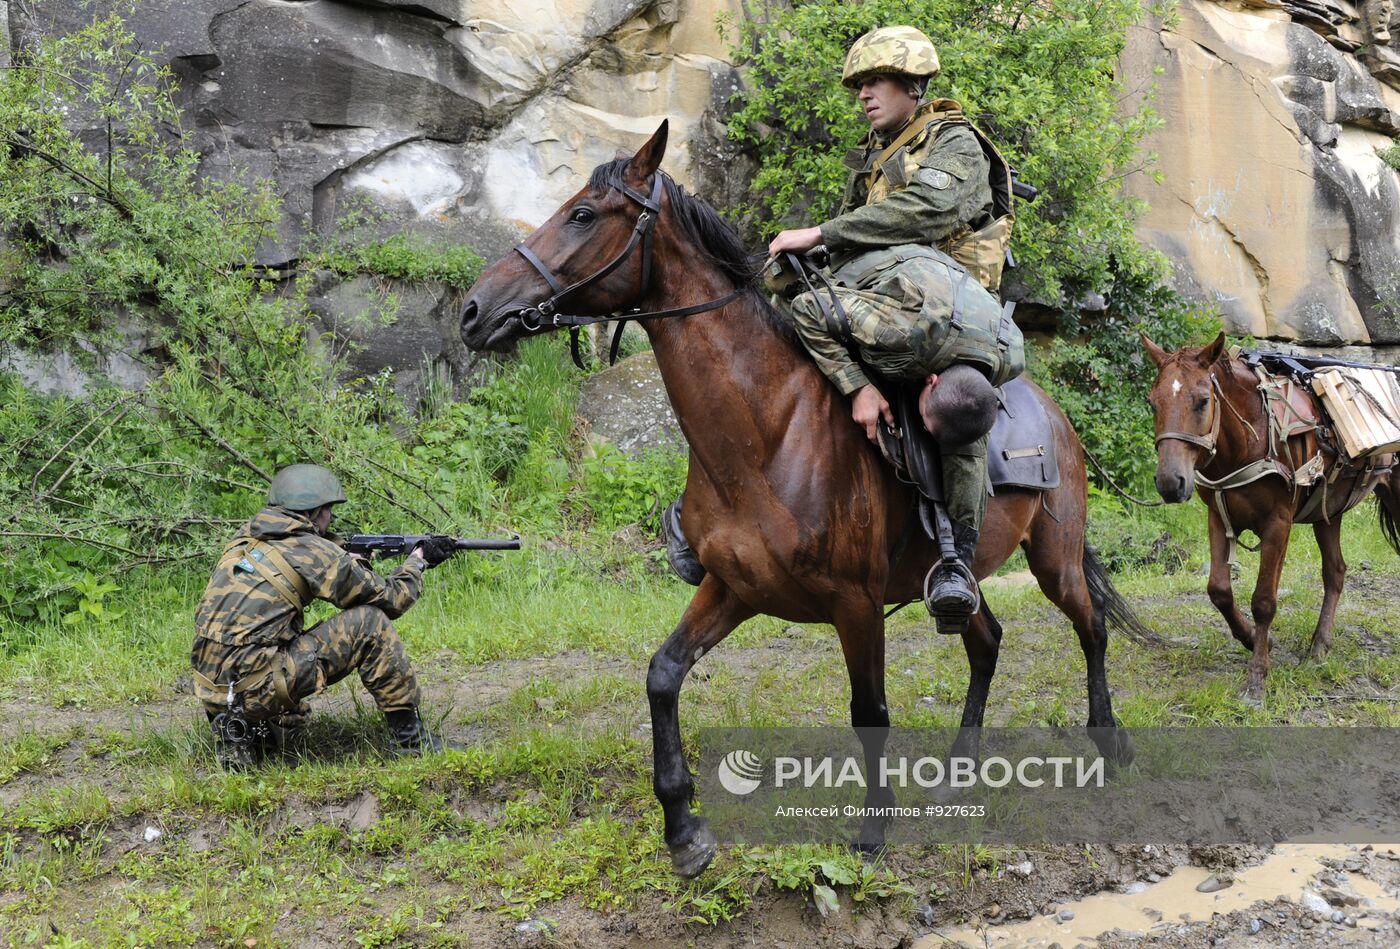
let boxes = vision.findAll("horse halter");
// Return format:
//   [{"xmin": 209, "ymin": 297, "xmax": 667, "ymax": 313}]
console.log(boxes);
[
  {"xmin": 1154, "ymin": 372, "xmax": 1226, "ymax": 465},
  {"xmin": 509, "ymin": 167, "xmax": 747, "ymax": 367}
]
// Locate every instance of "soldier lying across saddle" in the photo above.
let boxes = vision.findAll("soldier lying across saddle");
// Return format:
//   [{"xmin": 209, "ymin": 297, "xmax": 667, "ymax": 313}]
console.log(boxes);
[
  {"xmin": 192, "ymin": 464, "xmax": 454, "ymax": 768},
  {"xmin": 663, "ymin": 25, "xmax": 1024, "ymax": 632}
]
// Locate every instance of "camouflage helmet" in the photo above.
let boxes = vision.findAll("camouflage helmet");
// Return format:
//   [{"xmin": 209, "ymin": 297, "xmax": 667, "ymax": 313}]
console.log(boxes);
[
  {"xmin": 267, "ymin": 464, "xmax": 347, "ymax": 511},
  {"xmin": 841, "ymin": 26, "xmax": 940, "ymax": 89}
]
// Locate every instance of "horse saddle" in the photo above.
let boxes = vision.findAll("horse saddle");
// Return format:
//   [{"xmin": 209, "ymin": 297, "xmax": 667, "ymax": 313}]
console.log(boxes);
[{"xmin": 876, "ymin": 375, "xmax": 1061, "ymax": 495}]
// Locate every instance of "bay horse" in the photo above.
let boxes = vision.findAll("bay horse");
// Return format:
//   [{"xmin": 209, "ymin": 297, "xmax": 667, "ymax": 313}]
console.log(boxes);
[
  {"xmin": 461, "ymin": 123, "xmax": 1145, "ymax": 877},
  {"xmin": 1143, "ymin": 332, "xmax": 1400, "ymax": 702}
]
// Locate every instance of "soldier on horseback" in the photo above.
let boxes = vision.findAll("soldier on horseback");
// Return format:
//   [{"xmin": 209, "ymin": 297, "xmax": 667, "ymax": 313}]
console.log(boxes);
[{"xmin": 665, "ymin": 25, "xmax": 1024, "ymax": 632}]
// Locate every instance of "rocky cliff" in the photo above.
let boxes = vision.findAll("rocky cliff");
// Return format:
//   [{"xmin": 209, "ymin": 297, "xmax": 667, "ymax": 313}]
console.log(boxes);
[
  {"xmin": 7, "ymin": 0, "xmax": 744, "ymax": 394},
  {"xmin": 1123, "ymin": 0, "xmax": 1400, "ymax": 346},
  {"xmin": 7, "ymin": 0, "xmax": 1400, "ymax": 385}
]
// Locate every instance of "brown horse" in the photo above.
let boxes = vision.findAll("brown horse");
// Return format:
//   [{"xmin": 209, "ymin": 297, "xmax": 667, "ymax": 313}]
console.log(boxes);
[
  {"xmin": 462, "ymin": 123, "xmax": 1144, "ymax": 877},
  {"xmin": 1144, "ymin": 332, "xmax": 1400, "ymax": 702}
]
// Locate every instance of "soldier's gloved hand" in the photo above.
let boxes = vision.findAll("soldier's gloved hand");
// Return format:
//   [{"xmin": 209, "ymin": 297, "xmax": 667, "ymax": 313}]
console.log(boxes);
[{"xmin": 413, "ymin": 536, "xmax": 456, "ymax": 569}]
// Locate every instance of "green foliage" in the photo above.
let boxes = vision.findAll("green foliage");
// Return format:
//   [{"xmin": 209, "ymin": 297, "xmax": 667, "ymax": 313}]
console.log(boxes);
[
  {"xmin": 1034, "ymin": 273, "xmax": 1223, "ymax": 493},
  {"xmin": 316, "ymin": 233, "xmax": 485, "ymax": 289},
  {"xmin": 726, "ymin": 0, "xmax": 1170, "ymax": 307},
  {"xmin": 0, "ymin": 16, "xmax": 565, "ymax": 624},
  {"xmin": 1379, "ymin": 142, "xmax": 1400, "ymax": 173},
  {"xmin": 579, "ymin": 442, "xmax": 688, "ymax": 532}
]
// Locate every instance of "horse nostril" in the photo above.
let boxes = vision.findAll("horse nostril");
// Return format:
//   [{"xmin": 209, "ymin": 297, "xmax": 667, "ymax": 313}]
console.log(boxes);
[{"xmin": 460, "ymin": 300, "xmax": 478, "ymax": 328}]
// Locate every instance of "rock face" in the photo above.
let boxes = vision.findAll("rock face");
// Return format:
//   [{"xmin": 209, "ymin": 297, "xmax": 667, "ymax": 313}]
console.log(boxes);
[
  {"xmin": 7, "ymin": 0, "xmax": 1398, "ymax": 391},
  {"xmin": 1122, "ymin": 0, "xmax": 1400, "ymax": 345},
  {"xmin": 575, "ymin": 352, "xmax": 686, "ymax": 457},
  {"xmin": 8, "ymin": 0, "xmax": 743, "ymax": 396}
]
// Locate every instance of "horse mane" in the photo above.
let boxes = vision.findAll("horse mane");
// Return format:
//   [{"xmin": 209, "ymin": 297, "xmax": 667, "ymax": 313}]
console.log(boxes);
[{"xmin": 586, "ymin": 159, "xmax": 798, "ymax": 342}]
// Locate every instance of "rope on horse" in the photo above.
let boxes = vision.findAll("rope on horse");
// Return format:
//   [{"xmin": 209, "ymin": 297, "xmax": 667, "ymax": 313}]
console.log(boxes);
[{"xmin": 1081, "ymin": 444, "xmax": 1164, "ymax": 508}]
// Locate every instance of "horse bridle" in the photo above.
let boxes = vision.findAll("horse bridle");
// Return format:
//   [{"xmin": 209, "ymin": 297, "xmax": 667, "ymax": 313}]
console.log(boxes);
[
  {"xmin": 509, "ymin": 167, "xmax": 747, "ymax": 367},
  {"xmin": 1154, "ymin": 372, "xmax": 1227, "ymax": 466},
  {"xmin": 1155, "ymin": 364, "xmax": 1258, "ymax": 469}
]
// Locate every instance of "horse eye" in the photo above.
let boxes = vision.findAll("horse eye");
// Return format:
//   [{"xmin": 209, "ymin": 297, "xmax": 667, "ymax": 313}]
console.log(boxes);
[
  {"xmin": 568, "ymin": 207, "xmax": 595, "ymax": 226},
  {"xmin": 1194, "ymin": 396, "xmax": 1209, "ymax": 412}
]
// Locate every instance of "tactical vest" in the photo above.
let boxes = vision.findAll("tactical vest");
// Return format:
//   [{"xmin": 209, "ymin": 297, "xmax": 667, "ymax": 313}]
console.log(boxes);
[{"xmin": 851, "ymin": 100, "xmax": 1016, "ymax": 292}]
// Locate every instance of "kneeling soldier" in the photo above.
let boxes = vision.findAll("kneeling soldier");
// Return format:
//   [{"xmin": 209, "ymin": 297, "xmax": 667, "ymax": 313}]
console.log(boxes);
[{"xmin": 192, "ymin": 464, "xmax": 452, "ymax": 767}]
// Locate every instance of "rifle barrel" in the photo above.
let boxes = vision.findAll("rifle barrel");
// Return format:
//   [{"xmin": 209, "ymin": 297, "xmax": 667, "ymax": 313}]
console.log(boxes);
[{"xmin": 453, "ymin": 536, "xmax": 522, "ymax": 550}]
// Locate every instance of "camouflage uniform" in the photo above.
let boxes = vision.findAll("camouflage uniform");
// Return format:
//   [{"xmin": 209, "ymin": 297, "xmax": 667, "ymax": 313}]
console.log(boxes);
[
  {"xmin": 788, "ymin": 100, "xmax": 1022, "ymax": 532},
  {"xmin": 192, "ymin": 506, "xmax": 425, "ymax": 721}
]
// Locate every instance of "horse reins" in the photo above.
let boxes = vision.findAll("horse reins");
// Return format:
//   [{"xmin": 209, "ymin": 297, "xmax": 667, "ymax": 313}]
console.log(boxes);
[{"xmin": 511, "ymin": 168, "xmax": 748, "ymax": 368}]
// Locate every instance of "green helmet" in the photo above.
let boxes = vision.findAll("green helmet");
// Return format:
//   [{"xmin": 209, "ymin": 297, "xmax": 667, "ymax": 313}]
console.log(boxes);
[
  {"xmin": 267, "ymin": 464, "xmax": 347, "ymax": 511},
  {"xmin": 842, "ymin": 26, "xmax": 940, "ymax": 89}
]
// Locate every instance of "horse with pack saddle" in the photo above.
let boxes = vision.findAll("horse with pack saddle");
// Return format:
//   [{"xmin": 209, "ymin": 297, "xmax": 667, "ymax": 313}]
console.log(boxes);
[{"xmin": 1144, "ymin": 333, "xmax": 1400, "ymax": 702}]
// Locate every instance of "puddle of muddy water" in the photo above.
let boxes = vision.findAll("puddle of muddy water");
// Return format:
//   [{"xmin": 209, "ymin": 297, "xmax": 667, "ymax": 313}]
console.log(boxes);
[{"xmin": 925, "ymin": 844, "xmax": 1400, "ymax": 948}]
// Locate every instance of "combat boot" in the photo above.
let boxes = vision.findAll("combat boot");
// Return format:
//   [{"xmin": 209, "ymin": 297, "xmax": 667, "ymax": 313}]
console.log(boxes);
[
  {"xmin": 924, "ymin": 523, "xmax": 981, "ymax": 635},
  {"xmin": 661, "ymin": 499, "xmax": 705, "ymax": 586},
  {"xmin": 209, "ymin": 708, "xmax": 274, "ymax": 771},
  {"xmin": 385, "ymin": 708, "xmax": 444, "ymax": 756}
]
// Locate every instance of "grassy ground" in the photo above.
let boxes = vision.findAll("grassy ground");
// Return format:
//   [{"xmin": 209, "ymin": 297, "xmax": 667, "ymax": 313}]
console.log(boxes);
[{"xmin": 2, "ymin": 498, "xmax": 1399, "ymax": 946}]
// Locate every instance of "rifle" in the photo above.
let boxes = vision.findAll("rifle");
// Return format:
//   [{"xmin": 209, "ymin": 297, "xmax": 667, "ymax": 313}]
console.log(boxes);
[
  {"xmin": 343, "ymin": 533, "xmax": 523, "ymax": 560},
  {"xmin": 1241, "ymin": 348, "xmax": 1400, "ymax": 380}
]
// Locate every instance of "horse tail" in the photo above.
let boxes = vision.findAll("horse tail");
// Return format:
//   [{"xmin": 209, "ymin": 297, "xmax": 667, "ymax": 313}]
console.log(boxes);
[
  {"xmin": 1083, "ymin": 543, "xmax": 1163, "ymax": 645},
  {"xmin": 1377, "ymin": 482, "xmax": 1400, "ymax": 557}
]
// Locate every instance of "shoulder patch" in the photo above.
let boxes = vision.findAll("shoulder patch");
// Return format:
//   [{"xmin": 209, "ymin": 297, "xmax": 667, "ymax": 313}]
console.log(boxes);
[{"xmin": 914, "ymin": 167, "xmax": 954, "ymax": 190}]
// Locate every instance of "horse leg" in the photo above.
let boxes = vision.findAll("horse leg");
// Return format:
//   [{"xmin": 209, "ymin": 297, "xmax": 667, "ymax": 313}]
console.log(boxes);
[
  {"xmin": 1307, "ymin": 518, "xmax": 1345, "ymax": 661},
  {"xmin": 1027, "ymin": 536, "xmax": 1134, "ymax": 765},
  {"xmin": 1242, "ymin": 512, "xmax": 1293, "ymax": 704},
  {"xmin": 833, "ymin": 600, "xmax": 894, "ymax": 856},
  {"xmin": 1205, "ymin": 502, "xmax": 1257, "ymax": 652},
  {"xmin": 647, "ymin": 577, "xmax": 755, "ymax": 878},
  {"xmin": 949, "ymin": 601, "xmax": 1003, "ymax": 763}
]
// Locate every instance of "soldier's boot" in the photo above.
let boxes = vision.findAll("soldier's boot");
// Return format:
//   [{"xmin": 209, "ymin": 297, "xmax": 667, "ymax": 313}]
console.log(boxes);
[
  {"xmin": 661, "ymin": 499, "xmax": 706, "ymax": 586},
  {"xmin": 385, "ymin": 708, "xmax": 444, "ymax": 756},
  {"xmin": 924, "ymin": 523, "xmax": 981, "ymax": 635},
  {"xmin": 272, "ymin": 700, "xmax": 312, "ymax": 757},
  {"xmin": 209, "ymin": 709, "xmax": 273, "ymax": 771}
]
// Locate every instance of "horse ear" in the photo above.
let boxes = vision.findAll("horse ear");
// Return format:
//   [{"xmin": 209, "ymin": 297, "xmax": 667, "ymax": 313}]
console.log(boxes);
[
  {"xmin": 1197, "ymin": 331, "xmax": 1228, "ymax": 367},
  {"xmin": 1141, "ymin": 333, "xmax": 1169, "ymax": 369},
  {"xmin": 626, "ymin": 120, "xmax": 669, "ymax": 185}
]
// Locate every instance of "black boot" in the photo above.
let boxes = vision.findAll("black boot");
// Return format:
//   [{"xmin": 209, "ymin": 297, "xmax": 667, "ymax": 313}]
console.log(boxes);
[
  {"xmin": 661, "ymin": 499, "xmax": 705, "ymax": 586},
  {"xmin": 924, "ymin": 523, "xmax": 981, "ymax": 635},
  {"xmin": 209, "ymin": 708, "xmax": 274, "ymax": 771},
  {"xmin": 385, "ymin": 708, "xmax": 444, "ymax": 756}
]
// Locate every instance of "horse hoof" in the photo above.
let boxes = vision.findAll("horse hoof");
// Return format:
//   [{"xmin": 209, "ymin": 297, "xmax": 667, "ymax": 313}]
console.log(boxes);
[
  {"xmin": 669, "ymin": 823, "xmax": 717, "ymax": 879},
  {"xmin": 853, "ymin": 817, "xmax": 888, "ymax": 861},
  {"xmin": 851, "ymin": 837, "xmax": 886, "ymax": 864},
  {"xmin": 1238, "ymin": 687, "xmax": 1263, "ymax": 708},
  {"xmin": 1094, "ymin": 729, "xmax": 1135, "ymax": 767}
]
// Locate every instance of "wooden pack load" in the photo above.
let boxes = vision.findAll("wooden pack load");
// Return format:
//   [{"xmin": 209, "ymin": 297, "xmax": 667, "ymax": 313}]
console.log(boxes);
[{"xmin": 1310, "ymin": 366, "xmax": 1400, "ymax": 459}]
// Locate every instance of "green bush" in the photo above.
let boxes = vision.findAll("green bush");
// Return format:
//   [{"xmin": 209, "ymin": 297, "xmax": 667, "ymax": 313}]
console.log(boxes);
[
  {"xmin": 0, "ymin": 16, "xmax": 539, "ymax": 625},
  {"xmin": 579, "ymin": 442, "xmax": 688, "ymax": 532},
  {"xmin": 1034, "ymin": 273, "xmax": 1223, "ymax": 493},
  {"xmin": 1379, "ymin": 142, "xmax": 1400, "ymax": 173}
]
